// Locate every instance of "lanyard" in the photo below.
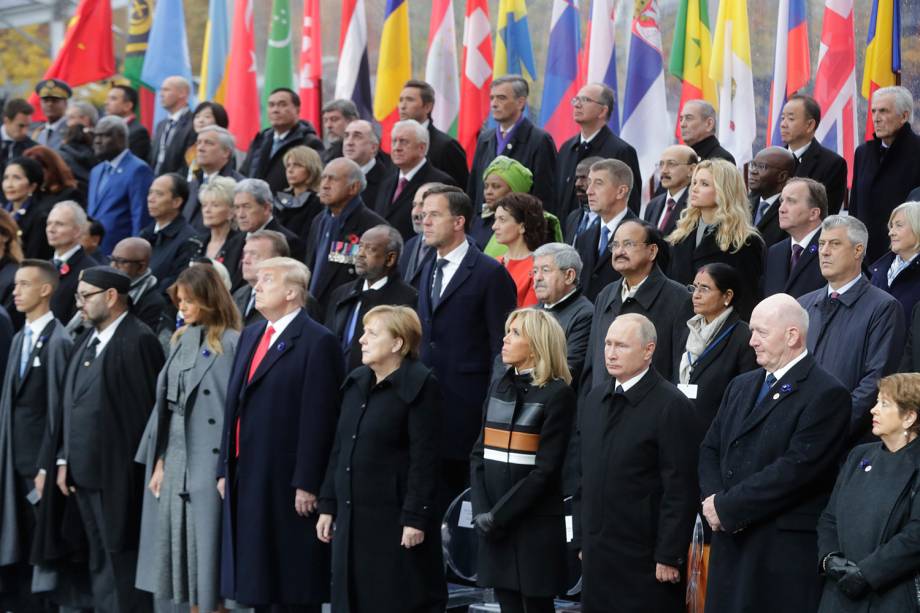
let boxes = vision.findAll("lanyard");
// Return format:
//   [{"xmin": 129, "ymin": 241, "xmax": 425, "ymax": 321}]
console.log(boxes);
[{"xmin": 686, "ymin": 322, "xmax": 738, "ymax": 369}]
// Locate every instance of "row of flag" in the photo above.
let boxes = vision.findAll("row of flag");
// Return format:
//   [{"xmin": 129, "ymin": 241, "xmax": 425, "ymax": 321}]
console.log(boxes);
[{"xmin": 29, "ymin": 0, "xmax": 902, "ymax": 182}]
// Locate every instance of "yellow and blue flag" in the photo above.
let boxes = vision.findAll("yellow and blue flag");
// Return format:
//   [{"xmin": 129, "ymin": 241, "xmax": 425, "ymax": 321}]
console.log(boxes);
[
  {"xmin": 494, "ymin": 0, "xmax": 536, "ymax": 81},
  {"xmin": 373, "ymin": 0, "xmax": 412, "ymax": 152},
  {"xmin": 199, "ymin": 0, "xmax": 230, "ymax": 103}
]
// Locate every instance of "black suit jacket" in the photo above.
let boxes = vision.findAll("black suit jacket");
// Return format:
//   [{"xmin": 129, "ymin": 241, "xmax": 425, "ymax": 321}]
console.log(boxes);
[
  {"xmin": 0, "ymin": 136, "xmax": 38, "ymax": 172},
  {"xmin": 691, "ymin": 135, "xmax": 736, "ymax": 165},
  {"xmin": 49, "ymin": 247, "xmax": 94, "ymax": 323},
  {"xmin": 749, "ymin": 193, "xmax": 786, "ymax": 248},
  {"xmin": 127, "ymin": 117, "xmax": 151, "ymax": 163},
  {"xmin": 183, "ymin": 163, "xmax": 244, "ymax": 232},
  {"xmin": 360, "ymin": 153, "xmax": 393, "ymax": 210},
  {"xmin": 762, "ymin": 232, "xmax": 823, "ymax": 298},
  {"xmin": 643, "ymin": 189, "xmax": 688, "ymax": 238},
  {"xmin": 240, "ymin": 120, "xmax": 324, "ymax": 193},
  {"xmin": 556, "ymin": 126, "xmax": 642, "ymax": 218},
  {"xmin": 794, "ymin": 138, "xmax": 847, "ymax": 214},
  {"xmin": 427, "ymin": 122, "xmax": 469, "ymax": 188},
  {"xmin": 139, "ymin": 216, "xmax": 202, "ymax": 293},
  {"xmin": 324, "ymin": 275, "xmax": 418, "ymax": 372},
  {"xmin": 398, "ymin": 233, "xmax": 433, "ymax": 288},
  {"xmin": 574, "ymin": 209, "xmax": 637, "ymax": 302},
  {"xmin": 264, "ymin": 217, "xmax": 306, "ymax": 262},
  {"xmin": 374, "ymin": 160, "xmax": 455, "ymax": 240},
  {"xmin": 149, "ymin": 108, "xmax": 196, "ymax": 175},
  {"xmin": 468, "ymin": 117, "xmax": 557, "ymax": 214}
]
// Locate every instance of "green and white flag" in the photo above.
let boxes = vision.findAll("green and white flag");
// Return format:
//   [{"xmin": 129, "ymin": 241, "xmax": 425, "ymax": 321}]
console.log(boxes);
[{"xmin": 263, "ymin": 0, "xmax": 295, "ymax": 128}]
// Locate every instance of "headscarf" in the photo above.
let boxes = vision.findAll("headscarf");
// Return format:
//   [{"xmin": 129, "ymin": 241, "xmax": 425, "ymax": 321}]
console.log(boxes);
[{"xmin": 483, "ymin": 155, "xmax": 533, "ymax": 194}]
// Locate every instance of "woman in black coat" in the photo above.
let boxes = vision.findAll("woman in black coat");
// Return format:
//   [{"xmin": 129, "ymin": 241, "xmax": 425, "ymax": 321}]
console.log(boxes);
[
  {"xmin": 273, "ymin": 146, "xmax": 324, "ymax": 241},
  {"xmin": 317, "ymin": 305, "xmax": 445, "ymax": 613},
  {"xmin": 817, "ymin": 373, "xmax": 920, "ymax": 613},
  {"xmin": 470, "ymin": 308, "xmax": 576, "ymax": 613},
  {"xmin": 666, "ymin": 159, "xmax": 764, "ymax": 319},
  {"xmin": 869, "ymin": 201, "xmax": 920, "ymax": 324}
]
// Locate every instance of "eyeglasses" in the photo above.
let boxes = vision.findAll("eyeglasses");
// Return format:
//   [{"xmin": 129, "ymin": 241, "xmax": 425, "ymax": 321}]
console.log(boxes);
[
  {"xmin": 609, "ymin": 240, "xmax": 648, "ymax": 251},
  {"xmin": 655, "ymin": 160, "xmax": 693, "ymax": 170},
  {"xmin": 748, "ymin": 161, "xmax": 783, "ymax": 172},
  {"xmin": 74, "ymin": 288, "xmax": 107, "ymax": 304},
  {"xmin": 687, "ymin": 284, "xmax": 715, "ymax": 295},
  {"xmin": 571, "ymin": 96, "xmax": 604, "ymax": 107}
]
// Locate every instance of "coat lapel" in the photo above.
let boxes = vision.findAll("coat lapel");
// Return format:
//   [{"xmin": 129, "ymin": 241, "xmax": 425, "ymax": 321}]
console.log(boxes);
[
  {"xmin": 244, "ymin": 312, "xmax": 305, "ymax": 389},
  {"xmin": 787, "ymin": 233, "xmax": 820, "ymax": 287},
  {"xmin": 733, "ymin": 358, "xmax": 811, "ymax": 441},
  {"xmin": 15, "ymin": 320, "xmax": 56, "ymax": 392},
  {"xmin": 434, "ymin": 246, "xmax": 476, "ymax": 312}
]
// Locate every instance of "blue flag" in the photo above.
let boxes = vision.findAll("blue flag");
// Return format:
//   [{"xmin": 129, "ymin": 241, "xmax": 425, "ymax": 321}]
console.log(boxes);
[{"xmin": 140, "ymin": 0, "xmax": 194, "ymax": 125}]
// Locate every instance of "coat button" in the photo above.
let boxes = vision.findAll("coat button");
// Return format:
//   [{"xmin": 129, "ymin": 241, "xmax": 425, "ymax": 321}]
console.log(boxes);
[
  {"xmin": 345, "ymin": 500, "xmax": 351, "ymax": 505},
  {"xmin": 352, "ymin": 435, "xmax": 356, "ymax": 440},
  {"xmin": 203, "ymin": 389, "xmax": 211, "ymax": 395},
  {"xmin": 361, "ymin": 403, "xmax": 366, "ymax": 409},
  {"xmin": 346, "ymin": 466, "xmax": 351, "ymax": 472},
  {"xmin": 726, "ymin": 469, "xmax": 734, "ymax": 478},
  {"xmin": 731, "ymin": 440, "xmax": 740, "ymax": 447},
  {"xmin": 212, "ymin": 448, "xmax": 219, "ymax": 454},
  {"xmin": 208, "ymin": 418, "xmax": 216, "ymax": 425}
]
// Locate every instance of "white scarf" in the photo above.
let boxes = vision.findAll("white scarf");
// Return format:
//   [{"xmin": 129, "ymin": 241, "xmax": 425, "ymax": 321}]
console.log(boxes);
[{"xmin": 679, "ymin": 307, "xmax": 734, "ymax": 385}]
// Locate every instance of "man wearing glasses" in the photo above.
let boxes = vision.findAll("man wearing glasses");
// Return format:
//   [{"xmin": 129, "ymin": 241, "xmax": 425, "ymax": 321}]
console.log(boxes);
[
  {"xmin": 644, "ymin": 145, "xmax": 699, "ymax": 237},
  {"xmin": 748, "ymin": 147, "xmax": 796, "ymax": 248},
  {"xmin": 556, "ymin": 82, "xmax": 642, "ymax": 219}
]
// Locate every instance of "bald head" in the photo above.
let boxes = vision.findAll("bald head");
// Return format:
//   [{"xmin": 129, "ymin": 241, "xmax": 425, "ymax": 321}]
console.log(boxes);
[
  {"xmin": 749, "ymin": 294, "xmax": 809, "ymax": 372},
  {"xmin": 658, "ymin": 144, "xmax": 699, "ymax": 191},
  {"xmin": 750, "ymin": 146, "xmax": 796, "ymax": 197},
  {"xmin": 159, "ymin": 76, "xmax": 190, "ymax": 113},
  {"xmin": 111, "ymin": 237, "xmax": 152, "ymax": 280}
]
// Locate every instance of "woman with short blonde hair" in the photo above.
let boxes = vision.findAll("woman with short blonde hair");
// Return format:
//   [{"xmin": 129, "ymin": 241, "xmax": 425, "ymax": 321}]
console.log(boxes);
[
  {"xmin": 195, "ymin": 176, "xmax": 244, "ymax": 284},
  {"xmin": 274, "ymin": 145, "xmax": 323, "ymax": 240},
  {"xmin": 361, "ymin": 305, "xmax": 421, "ymax": 360},
  {"xmin": 870, "ymin": 201, "xmax": 920, "ymax": 322}
]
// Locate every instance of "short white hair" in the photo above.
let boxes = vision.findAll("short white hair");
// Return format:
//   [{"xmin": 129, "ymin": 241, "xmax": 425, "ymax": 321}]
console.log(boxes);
[
  {"xmin": 392, "ymin": 119, "xmax": 430, "ymax": 147},
  {"xmin": 51, "ymin": 200, "xmax": 87, "ymax": 228},
  {"xmin": 873, "ymin": 85, "xmax": 914, "ymax": 122}
]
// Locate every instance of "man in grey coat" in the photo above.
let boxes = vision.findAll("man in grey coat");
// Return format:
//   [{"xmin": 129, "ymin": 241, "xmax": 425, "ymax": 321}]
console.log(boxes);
[{"xmin": 798, "ymin": 215, "xmax": 905, "ymax": 442}]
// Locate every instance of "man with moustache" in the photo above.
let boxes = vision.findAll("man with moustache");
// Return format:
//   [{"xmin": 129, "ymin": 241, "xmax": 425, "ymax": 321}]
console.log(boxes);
[
  {"xmin": 644, "ymin": 145, "xmax": 698, "ymax": 238},
  {"xmin": 563, "ymin": 156, "xmax": 603, "ymax": 245},
  {"xmin": 748, "ymin": 147, "xmax": 797, "ymax": 248},
  {"xmin": 398, "ymin": 182, "xmax": 441, "ymax": 286}
]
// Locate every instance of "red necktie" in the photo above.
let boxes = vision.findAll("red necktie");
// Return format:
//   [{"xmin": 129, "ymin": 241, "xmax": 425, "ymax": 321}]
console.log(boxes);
[
  {"xmin": 236, "ymin": 325, "xmax": 275, "ymax": 457},
  {"xmin": 658, "ymin": 198, "xmax": 677, "ymax": 231},
  {"xmin": 391, "ymin": 176, "xmax": 409, "ymax": 203}
]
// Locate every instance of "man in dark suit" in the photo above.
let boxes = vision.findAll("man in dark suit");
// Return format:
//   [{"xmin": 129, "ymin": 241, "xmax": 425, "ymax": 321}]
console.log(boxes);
[
  {"xmin": 578, "ymin": 314, "xmax": 698, "ymax": 613},
  {"xmin": 149, "ymin": 76, "xmax": 196, "ymax": 176},
  {"xmin": 105, "ymin": 84, "xmax": 151, "ymax": 162},
  {"xmin": 52, "ymin": 267, "xmax": 164, "ymax": 612},
  {"xmin": 0, "ymin": 260, "xmax": 71, "ymax": 612},
  {"xmin": 563, "ymin": 156, "xmax": 603, "ymax": 245},
  {"xmin": 556, "ymin": 82, "xmax": 642, "ymax": 218},
  {"xmin": 748, "ymin": 146, "xmax": 796, "ymax": 248},
  {"xmin": 87, "ymin": 116, "xmax": 154, "ymax": 254},
  {"xmin": 325, "ymin": 225, "xmax": 417, "ymax": 372},
  {"xmin": 240, "ymin": 88, "xmax": 324, "ymax": 194},
  {"xmin": 47, "ymin": 201, "xmax": 95, "ymax": 323},
  {"xmin": 851, "ymin": 86, "xmax": 920, "ymax": 263},
  {"xmin": 319, "ymin": 98, "xmax": 358, "ymax": 163},
  {"xmin": 306, "ymin": 158, "xmax": 387, "ymax": 312},
  {"xmin": 780, "ymin": 94, "xmax": 847, "ymax": 214},
  {"xmin": 398, "ymin": 183, "xmax": 439, "ymax": 287},
  {"xmin": 234, "ymin": 178, "xmax": 305, "ymax": 262},
  {"xmin": 109, "ymin": 238, "xmax": 166, "ymax": 331},
  {"xmin": 798, "ymin": 215, "xmax": 904, "ymax": 442},
  {"xmin": 217, "ymin": 258, "xmax": 343, "ymax": 612},
  {"xmin": 342, "ymin": 119, "xmax": 392, "ymax": 207},
  {"xmin": 233, "ymin": 230, "xmax": 290, "ymax": 325},
  {"xmin": 679, "ymin": 100, "xmax": 736, "ymax": 165},
  {"xmin": 575, "ymin": 159, "xmax": 637, "ymax": 301},
  {"xmin": 763, "ymin": 178, "xmax": 827, "ymax": 298},
  {"xmin": 1, "ymin": 98, "xmax": 38, "ymax": 172},
  {"xmin": 580, "ymin": 221, "xmax": 692, "ymax": 393},
  {"xmin": 699, "ymin": 294, "xmax": 850, "ymax": 613},
  {"xmin": 416, "ymin": 185, "xmax": 517, "ymax": 511},
  {"xmin": 468, "ymin": 75, "xmax": 557, "ymax": 214},
  {"xmin": 183, "ymin": 126, "xmax": 243, "ymax": 231},
  {"xmin": 398, "ymin": 79, "xmax": 469, "ymax": 188},
  {"xmin": 138, "ymin": 173, "xmax": 201, "ymax": 293},
  {"xmin": 644, "ymin": 145, "xmax": 697, "ymax": 238},
  {"xmin": 374, "ymin": 119, "xmax": 455, "ymax": 240}
]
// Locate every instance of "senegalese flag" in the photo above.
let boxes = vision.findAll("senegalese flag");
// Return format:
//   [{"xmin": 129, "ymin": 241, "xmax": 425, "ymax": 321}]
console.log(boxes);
[
  {"xmin": 124, "ymin": 0, "xmax": 154, "ymax": 130},
  {"xmin": 494, "ymin": 0, "xmax": 536, "ymax": 81},
  {"xmin": 861, "ymin": 0, "xmax": 900, "ymax": 140},
  {"xmin": 199, "ymin": 0, "xmax": 231, "ymax": 103},
  {"xmin": 262, "ymin": 0, "xmax": 296, "ymax": 128},
  {"xmin": 669, "ymin": 0, "xmax": 717, "ymax": 141},
  {"xmin": 373, "ymin": 0, "xmax": 411, "ymax": 153}
]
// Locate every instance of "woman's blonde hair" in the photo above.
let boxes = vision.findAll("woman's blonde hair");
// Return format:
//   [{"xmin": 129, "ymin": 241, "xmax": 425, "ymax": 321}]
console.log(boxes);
[
  {"xmin": 878, "ymin": 373, "xmax": 920, "ymax": 435},
  {"xmin": 362, "ymin": 305, "xmax": 422, "ymax": 360},
  {"xmin": 889, "ymin": 201, "xmax": 920, "ymax": 254},
  {"xmin": 504, "ymin": 308, "xmax": 571, "ymax": 386},
  {"xmin": 283, "ymin": 146, "xmax": 323, "ymax": 191},
  {"xmin": 668, "ymin": 159, "xmax": 759, "ymax": 253}
]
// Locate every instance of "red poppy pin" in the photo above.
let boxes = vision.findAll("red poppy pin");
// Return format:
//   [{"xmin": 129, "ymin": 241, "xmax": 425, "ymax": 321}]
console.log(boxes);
[
  {"xmin": 59, "ymin": 262, "xmax": 70, "ymax": 275},
  {"xmin": 347, "ymin": 234, "xmax": 360, "ymax": 245}
]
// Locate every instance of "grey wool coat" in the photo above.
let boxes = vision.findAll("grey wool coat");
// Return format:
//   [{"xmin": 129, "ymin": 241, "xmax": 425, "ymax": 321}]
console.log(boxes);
[{"xmin": 135, "ymin": 327, "xmax": 239, "ymax": 609}]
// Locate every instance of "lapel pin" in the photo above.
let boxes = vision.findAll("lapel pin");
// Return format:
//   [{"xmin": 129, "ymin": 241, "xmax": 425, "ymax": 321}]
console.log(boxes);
[
  {"xmin": 277, "ymin": 341, "xmax": 286, "ymax": 352},
  {"xmin": 780, "ymin": 383, "xmax": 792, "ymax": 393},
  {"xmin": 202, "ymin": 349, "xmax": 211, "ymax": 358},
  {"xmin": 772, "ymin": 393, "xmax": 780, "ymax": 400},
  {"xmin": 808, "ymin": 244, "xmax": 818, "ymax": 254},
  {"xmin": 859, "ymin": 458, "xmax": 872, "ymax": 472}
]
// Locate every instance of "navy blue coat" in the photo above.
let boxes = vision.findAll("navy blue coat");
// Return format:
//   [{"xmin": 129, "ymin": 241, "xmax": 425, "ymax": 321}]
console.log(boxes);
[
  {"xmin": 869, "ymin": 251, "xmax": 920, "ymax": 325},
  {"xmin": 217, "ymin": 310, "xmax": 344, "ymax": 606},
  {"xmin": 417, "ymin": 243, "xmax": 517, "ymax": 460},
  {"xmin": 87, "ymin": 152, "xmax": 154, "ymax": 255},
  {"xmin": 762, "ymin": 232, "xmax": 824, "ymax": 298}
]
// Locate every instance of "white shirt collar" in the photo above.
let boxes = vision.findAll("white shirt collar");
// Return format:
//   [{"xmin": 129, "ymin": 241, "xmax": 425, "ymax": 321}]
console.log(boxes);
[
  {"xmin": 667, "ymin": 186, "xmax": 687, "ymax": 202},
  {"xmin": 828, "ymin": 274, "xmax": 862, "ymax": 295},
  {"xmin": 273, "ymin": 130, "xmax": 290, "ymax": 141},
  {"xmin": 543, "ymin": 287, "xmax": 578, "ymax": 310},
  {"xmin": 263, "ymin": 307, "xmax": 302, "ymax": 343},
  {"xmin": 580, "ymin": 128, "xmax": 602, "ymax": 144},
  {"xmin": 362, "ymin": 276, "xmax": 389, "ymax": 292},
  {"xmin": 168, "ymin": 107, "xmax": 189, "ymax": 122},
  {"xmin": 54, "ymin": 244, "xmax": 81, "ymax": 262},
  {"xmin": 616, "ymin": 367, "xmax": 650, "ymax": 392},
  {"xmin": 601, "ymin": 206, "xmax": 629, "ymax": 235},
  {"xmin": 792, "ymin": 225, "xmax": 821, "ymax": 250},
  {"xmin": 420, "ymin": 119, "xmax": 431, "ymax": 129},
  {"xmin": 769, "ymin": 349, "xmax": 808, "ymax": 381},
  {"xmin": 439, "ymin": 238, "xmax": 470, "ymax": 263},
  {"xmin": 25, "ymin": 311, "xmax": 55, "ymax": 346},
  {"xmin": 91, "ymin": 311, "xmax": 129, "ymax": 356},
  {"xmin": 399, "ymin": 158, "xmax": 427, "ymax": 183},
  {"xmin": 760, "ymin": 193, "xmax": 781, "ymax": 205},
  {"xmin": 0, "ymin": 125, "xmax": 11, "ymax": 142},
  {"xmin": 360, "ymin": 158, "xmax": 377, "ymax": 175},
  {"xmin": 620, "ymin": 275, "xmax": 647, "ymax": 303},
  {"xmin": 791, "ymin": 141, "xmax": 811, "ymax": 159},
  {"xmin": 108, "ymin": 148, "xmax": 130, "ymax": 169}
]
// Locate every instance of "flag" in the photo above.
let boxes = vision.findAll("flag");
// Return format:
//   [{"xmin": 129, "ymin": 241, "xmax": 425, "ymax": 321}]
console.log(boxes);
[
  {"xmin": 458, "ymin": 0, "xmax": 493, "ymax": 167},
  {"xmin": 199, "ymin": 0, "xmax": 231, "ymax": 103},
  {"xmin": 263, "ymin": 0, "xmax": 296, "ymax": 129},
  {"xmin": 225, "ymin": 0, "xmax": 261, "ymax": 149},
  {"xmin": 669, "ymin": 0, "xmax": 716, "ymax": 141},
  {"xmin": 494, "ymin": 0, "xmax": 536, "ymax": 81},
  {"xmin": 709, "ymin": 0, "xmax": 756, "ymax": 165},
  {"xmin": 767, "ymin": 0, "xmax": 810, "ymax": 146},
  {"xmin": 141, "ymin": 0, "xmax": 194, "ymax": 126},
  {"xmin": 335, "ymin": 0, "xmax": 373, "ymax": 120},
  {"xmin": 30, "ymin": 0, "xmax": 115, "ymax": 120},
  {"xmin": 584, "ymin": 0, "xmax": 620, "ymax": 134},
  {"xmin": 813, "ymin": 0, "xmax": 857, "ymax": 186},
  {"xmin": 539, "ymin": 0, "xmax": 582, "ymax": 145},
  {"xmin": 620, "ymin": 0, "xmax": 670, "ymax": 199},
  {"xmin": 374, "ymin": 0, "xmax": 412, "ymax": 152},
  {"xmin": 426, "ymin": 0, "xmax": 461, "ymax": 136},
  {"xmin": 299, "ymin": 0, "xmax": 323, "ymax": 129},
  {"xmin": 861, "ymin": 0, "xmax": 900, "ymax": 140},
  {"xmin": 125, "ymin": 0, "xmax": 155, "ymax": 131}
]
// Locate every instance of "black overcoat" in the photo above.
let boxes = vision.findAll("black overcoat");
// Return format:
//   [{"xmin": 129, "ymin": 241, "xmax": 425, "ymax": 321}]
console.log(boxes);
[
  {"xmin": 762, "ymin": 232, "xmax": 824, "ymax": 298},
  {"xmin": 794, "ymin": 138, "xmax": 847, "ymax": 214},
  {"xmin": 869, "ymin": 250, "xmax": 920, "ymax": 325}
]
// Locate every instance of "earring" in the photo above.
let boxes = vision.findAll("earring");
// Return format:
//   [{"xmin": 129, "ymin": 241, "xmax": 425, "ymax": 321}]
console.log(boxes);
[{"xmin": 724, "ymin": 302, "xmax": 729, "ymax": 306}]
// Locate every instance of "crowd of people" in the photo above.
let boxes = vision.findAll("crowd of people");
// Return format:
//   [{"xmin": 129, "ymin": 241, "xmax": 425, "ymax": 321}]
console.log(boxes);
[{"xmin": 0, "ymin": 71, "xmax": 919, "ymax": 613}]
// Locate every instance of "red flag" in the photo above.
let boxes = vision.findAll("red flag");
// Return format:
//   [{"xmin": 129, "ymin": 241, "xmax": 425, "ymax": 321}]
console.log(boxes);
[
  {"xmin": 225, "ymin": 0, "xmax": 261, "ymax": 150},
  {"xmin": 299, "ymin": 0, "xmax": 323, "ymax": 132},
  {"xmin": 458, "ymin": 0, "xmax": 493, "ymax": 168},
  {"xmin": 30, "ymin": 0, "xmax": 115, "ymax": 117}
]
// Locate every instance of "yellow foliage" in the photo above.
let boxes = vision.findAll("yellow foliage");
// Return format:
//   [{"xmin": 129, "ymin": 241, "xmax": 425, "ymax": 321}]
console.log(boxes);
[{"xmin": 0, "ymin": 24, "xmax": 51, "ymax": 97}]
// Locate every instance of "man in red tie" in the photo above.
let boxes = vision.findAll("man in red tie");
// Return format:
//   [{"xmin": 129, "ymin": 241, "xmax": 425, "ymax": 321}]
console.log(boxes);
[
  {"xmin": 642, "ymin": 144, "xmax": 697, "ymax": 238},
  {"xmin": 217, "ymin": 257, "xmax": 344, "ymax": 613}
]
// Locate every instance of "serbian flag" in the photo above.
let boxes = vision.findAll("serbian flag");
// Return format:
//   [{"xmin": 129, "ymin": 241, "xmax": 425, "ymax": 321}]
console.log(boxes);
[
  {"xmin": 458, "ymin": 0, "xmax": 493, "ymax": 167},
  {"xmin": 373, "ymin": 0, "xmax": 412, "ymax": 152},
  {"xmin": 767, "ymin": 0, "xmax": 811, "ymax": 146},
  {"xmin": 426, "ymin": 0, "xmax": 461, "ymax": 135},
  {"xmin": 861, "ymin": 0, "xmax": 900, "ymax": 140},
  {"xmin": 668, "ymin": 0, "xmax": 716, "ymax": 141},
  {"xmin": 299, "ymin": 0, "xmax": 323, "ymax": 130},
  {"xmin": 584, "ymin": 0, "xmax": 620, "ymax": 134},
  {"xmin": 335, "ymin": 0, "xmax": 373, "ymax": 120},
  {"xmin": 225, "ymin": 0, "xmax": 261, "ymax": 149},
  {"xmin": 30, "ymin": 0, "xmax": 114, "ymax": 119},
  {"xmin": 813, "ymin": 0, "xmax": 857, "ymax": 186},
  {"xmin": 538, "ymin": 0, "xmax": 582, "ymax": 146},
  {"xmin": 710, "ymin": 0, "xmax": 756, "ymax": 165},
  {"xmin": 620, "ymin": 0, "xmax": 669, "ymax": 200}
]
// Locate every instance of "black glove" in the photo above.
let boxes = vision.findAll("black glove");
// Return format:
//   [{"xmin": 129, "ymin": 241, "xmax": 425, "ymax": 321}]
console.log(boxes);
[
  {"xmin": 473, "ymin": 512, "xmax": 501, "ymax": 540},
  {"xmin": 837, "ymin": 565, "xmax": 870, "ymax": 600},
  {"xmin": 822, "ymin": 553, "xmax": 853, "ymax": 580}
]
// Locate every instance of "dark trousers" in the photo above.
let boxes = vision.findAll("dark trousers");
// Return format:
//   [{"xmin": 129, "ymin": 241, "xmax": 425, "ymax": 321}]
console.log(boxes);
[
  {"xmin": 73, "ymin": 489, "xmax": 151, "ymax": 613},
  {"xmin": 438, "ymin": 458, "xmax": 470, "ymax": 519},
  {"xmin": 0, "ymin": 475, "xmax": 54, "ymax": 613},
  {"xmin": 494, "ymin": 588, "xmax": 555, "ymax": 613}
]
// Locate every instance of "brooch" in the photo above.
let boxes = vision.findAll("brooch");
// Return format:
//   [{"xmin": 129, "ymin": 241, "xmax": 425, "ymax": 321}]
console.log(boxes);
[
  {"xmin": 859, "ymin": 458, "xmax": 872, "ymax": 472},
  {"xmin": 36, "ymin": 335, "xmax": 47, "ymax": 350},
  {"xmin": 202, "ymin": 349, "xmax": 211, "ymax": 357},
  {"xmin": 780, "ymin": 383, "xmax": 792, "ymax": 393},
  {"xmin": 277, "ymin": 341, "xmax": 286, "ymax": 352},
  {"xmin": 59, "ymin": 262, "xmax": 70, "ymax": 275},
  {"xmin": 808, "ymin": 244, "xmax": 818, "ymax": 254}
]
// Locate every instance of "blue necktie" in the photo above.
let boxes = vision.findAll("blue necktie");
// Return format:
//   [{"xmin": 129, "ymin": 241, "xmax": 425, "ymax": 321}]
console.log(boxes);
[
  {"xmin": 755, "ymin": 373, "xmax": 777, "ymax": 406},
  {"xmin": 96, "ymin": 163, "xmax": 113, "ymax": 201},
  {"xmin": 19, "ymin": 327, "xmax": 32, "ymax": 378},
  {"xmin": 343, "ymin": 301, "xmax": 362, "ymax": 350},
  {"xmin": 310, "ymin": 214, "xmax": 335, "ymax": 294},
  {"xmin": 598, "ymin": 225, "xmax": 610, "ymax": 258}
]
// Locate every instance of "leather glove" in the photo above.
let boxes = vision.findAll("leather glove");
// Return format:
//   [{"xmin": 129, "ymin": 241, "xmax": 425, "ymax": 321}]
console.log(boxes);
[
  {"xmin": 822, "ymin": 553, "xmax": 853, "ymax": 581},
  {"xmin": 837, "ymin": 565, "xmax": 870, "ymax": 600},
  {"xmin": 473, "ymin": 512, "xmax": 500, "ymax": 540}
]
